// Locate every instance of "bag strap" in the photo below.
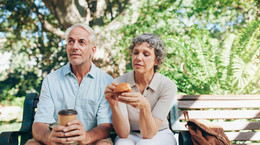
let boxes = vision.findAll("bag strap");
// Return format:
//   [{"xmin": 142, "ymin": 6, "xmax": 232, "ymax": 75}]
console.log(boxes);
[
  {"xmin": 183, "ymin": 110, "xmax": 189, "ymax": 128},
  {"xmin": 183, "ymin": 110, "xmax": 189, "ymax": 121}
]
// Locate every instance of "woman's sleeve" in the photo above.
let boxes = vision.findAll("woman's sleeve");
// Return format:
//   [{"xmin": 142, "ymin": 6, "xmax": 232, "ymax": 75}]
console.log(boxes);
[{"xmin": 152, "ymin": 80, "xmax": 177, "ymax": 120}]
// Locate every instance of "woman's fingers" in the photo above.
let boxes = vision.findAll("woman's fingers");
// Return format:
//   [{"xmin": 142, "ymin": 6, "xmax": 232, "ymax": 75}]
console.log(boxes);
[
  {"xmin": 121, "ymin": 92, "xmax": 138, "ymax": 97},
  {"xmin": 118, "ymin": 95, "xmax": 138, "ymax": 102},
  {"xmin": 104, "ymin": 82, "xmax": 118, "ymax": 94},
  {"xmin": 119, "ymin": 92, "xmax": 149, "ymax": 109},
  {"xmin": 118, "ymin": 92, "xmax": 141, "ymax": 103},
  {"xmin": 104, "ymin": 86, "xmax": 113, "ymax": 94}
]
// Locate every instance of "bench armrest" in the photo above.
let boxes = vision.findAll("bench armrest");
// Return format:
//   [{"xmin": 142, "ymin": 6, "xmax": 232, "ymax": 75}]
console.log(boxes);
[
  {"xmin": 0, "ymin": 93, "xmax": 38, "ymax": 145},
  {"xmin": 179, "ymin": 131, "xmax": 193, "ymax": 145},
  {"xmin": 0, "ymin": 131, "xmax": 28, "ymax": 145}
]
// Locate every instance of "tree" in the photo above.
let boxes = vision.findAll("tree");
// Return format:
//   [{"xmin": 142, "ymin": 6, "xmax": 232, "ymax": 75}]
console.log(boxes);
[
  {"xmin": 0, "ymin": 0, "xmax": 259, "ymax": 100},
  {"xmin": 110, "ymin": 0, "xmax": 260, "ymax": 94},
  {"xmin": 0, "ymin": 0, "xmax": 137, "ymax": 100}
]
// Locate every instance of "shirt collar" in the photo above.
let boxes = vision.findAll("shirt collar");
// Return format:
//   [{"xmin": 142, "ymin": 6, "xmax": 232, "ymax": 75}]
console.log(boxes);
[
  {"xmin": 63, "ymin": 62, "xmax": 96, "ymax": 79},
  {"xmin": 87, "ymin": 62, "xmax": 96, "ymax": 79},
  {"xmin": 148, "ymin": 72, "xmax": 160, "ymax": 91},
  {"xmin": 63, "ymin": 62, "xmax": 72, "ymax": 75},
  {"xmin": 127, "ymin": 71, "xmax": 160, "ymax": 91}
]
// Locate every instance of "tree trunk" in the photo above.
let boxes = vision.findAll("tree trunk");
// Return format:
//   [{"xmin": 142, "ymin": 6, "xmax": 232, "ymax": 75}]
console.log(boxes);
[
  {"xmin": 42, "ymin": 0, "xmax": 91, "ymax": 29},
  {"xmin": 42, "ymin": 0, "xmax": 140, "ymax": 76}
]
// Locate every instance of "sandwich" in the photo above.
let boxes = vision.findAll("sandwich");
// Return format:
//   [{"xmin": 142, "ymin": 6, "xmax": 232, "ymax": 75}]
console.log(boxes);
[{"xmin": 114, "ymin": 83, "xmax": 131, "ymax": 93}]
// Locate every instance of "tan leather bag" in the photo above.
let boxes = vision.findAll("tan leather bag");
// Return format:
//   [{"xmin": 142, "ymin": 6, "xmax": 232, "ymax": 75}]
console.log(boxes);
[{"xmin": 184, "ymin": 111, "xmax": 231, "ymax": 145}]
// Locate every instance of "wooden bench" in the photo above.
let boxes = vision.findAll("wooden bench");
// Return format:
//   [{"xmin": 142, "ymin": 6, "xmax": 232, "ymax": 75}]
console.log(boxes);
[
  {"xmin": 1, "ymin": 93, "xmax": 260, "ymax": 145},
  {"xmin": 174, "ymin": 95, "xmax": 260, "ymax": 145},
  {"xmin": 0, "ymin": 93, "xmax": 39, "ymax": 145}
]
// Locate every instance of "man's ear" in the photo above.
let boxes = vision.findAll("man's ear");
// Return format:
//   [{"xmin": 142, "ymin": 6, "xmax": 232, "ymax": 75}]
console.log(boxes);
[{"xmin": 91, "ymin": 45, "xmax": 97, "ymax": 55}]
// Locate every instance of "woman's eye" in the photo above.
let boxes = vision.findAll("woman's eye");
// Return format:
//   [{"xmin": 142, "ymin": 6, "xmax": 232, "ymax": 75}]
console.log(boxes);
[
  {"xmin": 144, "ymin": 53, "xmax": 150, "ymax": 56},
  {"xmin": 133, "ymin": 51, "xmax": 138, "ymax": 55}
]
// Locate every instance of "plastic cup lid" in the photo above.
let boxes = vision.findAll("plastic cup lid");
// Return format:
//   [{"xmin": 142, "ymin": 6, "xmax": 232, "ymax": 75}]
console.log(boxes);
[{"xmin": 58, "ymin": 109, "xmax": 77, "ymax": 115}]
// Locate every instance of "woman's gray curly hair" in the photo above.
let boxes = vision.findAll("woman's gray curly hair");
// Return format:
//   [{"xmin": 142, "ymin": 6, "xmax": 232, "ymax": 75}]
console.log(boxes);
[{"xmin": 129, "ymin": 33, "xmax": 166, "ymax": 71}]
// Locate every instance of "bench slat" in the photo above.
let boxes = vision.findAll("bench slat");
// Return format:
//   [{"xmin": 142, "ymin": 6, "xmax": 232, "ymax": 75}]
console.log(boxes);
[
  {"xmin": 179, "ymin": 110, "xmax": 260, "ymax": 120},
  {"xmin": 226, "ymin": 132, "xmax": 260, "ymax": 141},
  {"xmin": 232, "ymin": 143, "xmax": 260, "ymax": 145},
  {"xmin": 177, "ymin": 122, "xmax": 260, "ymax": 131},
  {"xmin": 178, "ymin": 95, "xmax": 260, "ymax": 100},
  {"xmin": 175, "ymin": 95, "xmax": 260, "ymax": 143},
  {"xmin": 178, "ymin": 100, "xmax": 260, "ymax": 109}
]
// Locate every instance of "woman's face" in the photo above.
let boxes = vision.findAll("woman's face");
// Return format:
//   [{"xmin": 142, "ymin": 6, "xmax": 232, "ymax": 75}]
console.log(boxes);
[{"xmin": 132, "ymin": 42, "xmax": 158, "ymax": 74}]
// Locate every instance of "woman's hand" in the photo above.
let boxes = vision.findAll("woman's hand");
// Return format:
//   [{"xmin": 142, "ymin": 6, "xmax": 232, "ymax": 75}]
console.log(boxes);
[
  {"xmin": 118, "ymin": 92, "xmax": 149, "ymax": 109},
  {"xmin": 104, "ymin": 82, "xmax": 119, "ymax": 105}
]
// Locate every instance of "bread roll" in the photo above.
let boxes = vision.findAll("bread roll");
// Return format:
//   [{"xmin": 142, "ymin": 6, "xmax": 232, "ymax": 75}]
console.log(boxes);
[{"xmin": 114, "ymin": 83, "xmax": 131, "ymax": 93}]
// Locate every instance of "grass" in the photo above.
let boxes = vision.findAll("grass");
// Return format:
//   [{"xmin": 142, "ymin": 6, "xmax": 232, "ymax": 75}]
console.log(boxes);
[
  {"xmin": 0, "ymin": 96, "xmax": 24, "ymax": 134},
  {"xmin": 0, "ymin": 121, "xmax": 22, "ymax": 133}
]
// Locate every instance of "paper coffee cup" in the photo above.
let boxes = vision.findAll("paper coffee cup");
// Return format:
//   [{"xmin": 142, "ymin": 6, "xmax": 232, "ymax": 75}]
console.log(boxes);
[
  {"xmin": 58, "ymin": 109, "xmax": 77, "ymax": 144},
  {"xmin": 58, "ymin": 109, "xmax": 77, "ymax": 126}
]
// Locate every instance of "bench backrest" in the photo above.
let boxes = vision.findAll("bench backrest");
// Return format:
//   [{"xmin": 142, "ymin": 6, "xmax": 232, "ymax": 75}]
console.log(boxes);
[
  {"xmin": 171, "ymin": 95, "xmax": 260, "ymax": 143},
  {"xmin": 19, "ymin": 93, "xmax": 39, "ymax": 144}
]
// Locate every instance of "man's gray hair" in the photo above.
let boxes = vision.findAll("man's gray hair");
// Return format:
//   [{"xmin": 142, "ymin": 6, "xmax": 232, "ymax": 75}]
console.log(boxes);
[
  {"xmin": 129, "ymin": 33, "xmax": 166, "ymax": 71},
  {"xmin": 65, "ymin": 23, "xmax": 96, "ymax": 45}
]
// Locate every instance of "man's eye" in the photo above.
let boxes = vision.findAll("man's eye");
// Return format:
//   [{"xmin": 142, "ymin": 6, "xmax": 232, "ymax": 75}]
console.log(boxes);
[
  {"xmin": 133, "ymin": 51, "xmax": 138, "ymax": 54},
  {"xmin": 79, "ymin": 40, "xmax": 86, "ymax": 45}
]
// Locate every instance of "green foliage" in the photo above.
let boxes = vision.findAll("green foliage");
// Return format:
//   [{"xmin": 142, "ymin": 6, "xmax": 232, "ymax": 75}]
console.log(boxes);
[
  {"xmin": 231, "ymin": 21, "xmax": 260, "ymax": 94},
  {"xmin": 113, "ymin": 0, "xmax": 260, "ymax": 94},
  {"xmin": 0, "ymin": 96, "xmax": 25, "ymax": 107},
  {"xmin": 0, "ymin": 0, "xmax": 259, "ymax": 102},
  {"xmin": 160, "ymin": 21, "xmax": 260, "ymax": 95},
  {"xmin": 0, "ymin": 0, "xmax": 67, "ymax": 101}
]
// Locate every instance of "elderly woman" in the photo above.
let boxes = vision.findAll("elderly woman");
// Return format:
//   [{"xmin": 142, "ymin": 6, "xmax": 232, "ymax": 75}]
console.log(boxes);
[{"xmin": 105, "ymin": 33, "xmax": 177, "ymax": 145}]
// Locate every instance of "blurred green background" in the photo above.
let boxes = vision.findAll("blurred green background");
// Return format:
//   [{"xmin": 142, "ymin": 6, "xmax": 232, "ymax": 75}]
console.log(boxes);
[{"xmin": 0, "ymin": 0, "xmax": 259, "ymax": 134}]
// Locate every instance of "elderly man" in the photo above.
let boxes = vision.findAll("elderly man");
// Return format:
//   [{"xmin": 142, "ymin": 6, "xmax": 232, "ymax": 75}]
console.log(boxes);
[{"xmin": 26, "ymin": 23, "xmax": 113, "ymax": 145}]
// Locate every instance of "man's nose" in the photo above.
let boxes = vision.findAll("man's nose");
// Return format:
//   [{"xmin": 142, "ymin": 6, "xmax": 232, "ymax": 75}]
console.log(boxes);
[{"xmin": 72, "ymin": 41, "xmax": 80, "ymax": 50}]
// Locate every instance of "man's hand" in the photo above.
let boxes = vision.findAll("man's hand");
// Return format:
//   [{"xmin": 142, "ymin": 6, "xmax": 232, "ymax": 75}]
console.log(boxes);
[
  {"xmin": 48, "ymin": 125, "xmax": 67, "ymax": 144},
  {"xmin": 62, "ymin": 119, "xmax": 90, "ymax": 145},
  {"xmin": 47, "ymin": 120, "xmax": 88, "ymax": 145},
  {"xmin": 32, "ymin": 122, "xmax": 70, "ymax": 145}
]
